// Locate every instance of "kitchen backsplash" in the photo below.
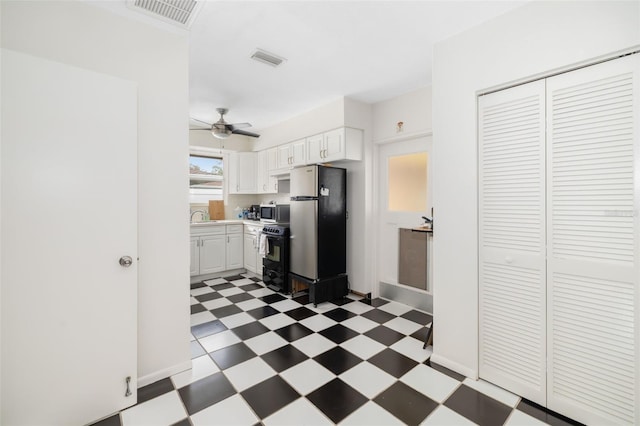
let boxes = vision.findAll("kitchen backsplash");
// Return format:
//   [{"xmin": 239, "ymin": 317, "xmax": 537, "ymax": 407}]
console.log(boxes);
[{"xmin": 190, "ymin": 191, "xmax": 291, "ymax": 221}]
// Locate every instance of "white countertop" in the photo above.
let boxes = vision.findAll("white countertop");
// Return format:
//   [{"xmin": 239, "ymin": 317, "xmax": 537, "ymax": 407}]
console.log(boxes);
[{"xmin": 190, "ymin": 220, "xmax": 263, "ymax": 228}]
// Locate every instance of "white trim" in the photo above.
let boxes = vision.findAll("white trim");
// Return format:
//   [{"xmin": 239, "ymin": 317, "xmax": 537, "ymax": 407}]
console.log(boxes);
[
  {"xmin": 374, "ymin": 129, "xmax": 432, "ymax": 145},
  {"xmin": 190, "ymin": 145, "xmax": 230, "ymax": 157},
  {"xmin": 478, "ymin": 46, "xmax": 640, "ymax": 97},
  {"xmin": 137, "ymin": 360, "xmax": 192, "ymax": 388},
  {"xmin": 430, "ymin": 353, "xmax": 477, "ymax": 380}
]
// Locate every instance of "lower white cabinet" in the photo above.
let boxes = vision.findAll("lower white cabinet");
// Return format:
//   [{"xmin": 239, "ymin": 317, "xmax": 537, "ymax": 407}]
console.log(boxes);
[
  {"xmin": 244, "ymin": 233, "xmax": 257, "ymax": 273},
  {"xmin": 200, "ymin": 234, "xmax": 226, "ymax": 274},
  {"xmin": 190, "ymin": 236, "xmax": 200, "ymax": 276},
  {"xmin": 243, "ymin": 224, "xmax": 264, "ymax": 274},
  {"xmin": 226, "ymin": 227, "xmax": 243, "ymax": 270},
  {"xmin": 191, "ymin": 224, "xmax": 244, "ymax": 277}
]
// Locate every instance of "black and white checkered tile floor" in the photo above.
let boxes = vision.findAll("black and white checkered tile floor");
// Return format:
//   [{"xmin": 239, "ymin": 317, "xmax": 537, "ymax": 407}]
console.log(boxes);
[{"xmin": 94, "ymin": 274, "xmax": 580, "ymax": 426}]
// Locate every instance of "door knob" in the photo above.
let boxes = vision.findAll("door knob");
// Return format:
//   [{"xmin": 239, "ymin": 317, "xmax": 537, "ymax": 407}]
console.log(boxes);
[{"xmin": 119, "ymin": 256, "xmax": 133, "ymax": 267}]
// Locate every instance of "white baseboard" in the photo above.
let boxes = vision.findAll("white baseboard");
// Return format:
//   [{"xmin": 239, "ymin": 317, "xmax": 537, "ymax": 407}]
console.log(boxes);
[
  {"xmin": 430, "ymin": 353, "xmax": 478, "ymax": 380},
  {"xmin": 137, "ymin": 360, "xmax": 192, "ymax": 388}
]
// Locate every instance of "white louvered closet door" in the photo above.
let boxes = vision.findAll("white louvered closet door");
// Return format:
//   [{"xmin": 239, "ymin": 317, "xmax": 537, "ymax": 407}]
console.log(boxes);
[
  {"xmin": 546, "ymin": 54, "xmax": 639, "ymax": 425},
  {"xmin": 478, "ymin": 80, "xmax": 547, "ymax": 405}
]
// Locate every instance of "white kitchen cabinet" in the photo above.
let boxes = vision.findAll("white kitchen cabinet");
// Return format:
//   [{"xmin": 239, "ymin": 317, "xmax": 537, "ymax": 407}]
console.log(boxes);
[
  {"xmin": 190, "ymin": 226, "xmax": 226, "ymax": 277},
  {"xmin": 244, "ymin": 233, "xmax": 257, "ymax": 273},
  {"xmin": 191, "ymin": 224, "xmax": 244, "ymax": 277},
  {"xmin": 199, "ymin": 234, "xmax": 226, "ymax": 274},
  {"xmin": 257, "ymin": 148, "xmax": 278, "ymax": 194},
  {"xmin": 243, "ymin": 223, "xmax": 264, "ymax": 274},
  {"xmin": 276, "ymin": 138, "xmax": 306, "ymax": 169},
  {"xmin": 225, "ymin": 225, "xmax": 244, "ymax": 270},
  {"xmin": 306, "ymin": 127, "xmax": 362, "ymax": 164},
  {"xmin": 190, "ymin": 236, "xmax": 200, "ymax": 276},
  {"xmin": 228, "ymin": 152, "xmax": 257, "ymax": 194}
]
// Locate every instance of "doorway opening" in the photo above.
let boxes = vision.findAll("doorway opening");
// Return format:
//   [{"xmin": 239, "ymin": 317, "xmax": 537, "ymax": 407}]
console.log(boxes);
[{"xmin": 377, "ymin": 136, "xmax": 433, "ymax": 312}]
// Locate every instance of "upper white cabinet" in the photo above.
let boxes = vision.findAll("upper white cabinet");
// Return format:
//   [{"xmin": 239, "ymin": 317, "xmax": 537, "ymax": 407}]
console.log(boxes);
[
  {"xmin": 307, "ymin": 127, "xmax": 362, "ymax": 164},
  {"xmin": 277, "ymin": 138, "xmax": 306, "ymax": 169},
  {"xmin": 228, "ymin": 152, "xmax": 257, "ymax": 194},
  {"xmin": 242, "ymin": 127, "xmax": 364, "ymax": 193},
  {"xmin": 257, "ymin": 148, "xmax": 278, "ymax": 194}
]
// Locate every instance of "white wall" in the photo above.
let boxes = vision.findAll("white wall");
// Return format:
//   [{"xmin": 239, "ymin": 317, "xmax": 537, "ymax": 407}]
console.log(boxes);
[
  {"xmin": 431, "ymin": 0, "xmax": 640, "ymax": 378},
  {"xmin": 0, "ymin": 1, "xmax": 3, "ymax": 412},
  {"xmin": 370, "ymin": 87, "xmax": 432, "ymax": 299},
  {"xmin": 1, "ymin": 0, "xmax": 191, "ymax": 387},
  {"xmin": 189, "ymin": 129, "xmax": 254, "ymax": 152},
  {"xmin": 253, "ymin": 98, "xmax": 346, "ymax": 150},
  {"xmin": 372, "ymin": 86, "xmax": 432, "ymax": 142},
  {"xmin": 344, "ymin": 98, "xmax": 373, "ymax": 295}
]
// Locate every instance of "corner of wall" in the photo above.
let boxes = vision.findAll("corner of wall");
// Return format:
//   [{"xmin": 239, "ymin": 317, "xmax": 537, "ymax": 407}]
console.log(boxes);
[
  {"xmin": 0, "ymin": 22, "xmax": 4, "ymax": 418},
  {"xmin": 431, "ymin": 0, "xmax": 639, "ymax": 383}
]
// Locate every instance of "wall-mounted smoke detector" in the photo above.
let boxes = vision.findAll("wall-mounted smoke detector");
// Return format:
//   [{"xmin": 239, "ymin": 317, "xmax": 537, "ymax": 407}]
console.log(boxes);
[
  {"xmin": 250, "ymin": 49, "xmax": 287, "ymax": 68},
  {"xmin": 127, "ymin": 0, "xmax": 204, "ymax": 29}
]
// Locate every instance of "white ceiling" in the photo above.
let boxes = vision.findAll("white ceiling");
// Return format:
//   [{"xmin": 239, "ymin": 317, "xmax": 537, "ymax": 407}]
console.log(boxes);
[{"xmin": 166, "ymin": 1, "xmax": 528, "ymax": 131}]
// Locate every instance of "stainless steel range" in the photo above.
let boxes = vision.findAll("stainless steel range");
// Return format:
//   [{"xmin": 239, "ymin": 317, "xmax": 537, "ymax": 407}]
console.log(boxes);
[{"xmin": 261, "ymin": 224, "xmax": 290, "ymax": 293}]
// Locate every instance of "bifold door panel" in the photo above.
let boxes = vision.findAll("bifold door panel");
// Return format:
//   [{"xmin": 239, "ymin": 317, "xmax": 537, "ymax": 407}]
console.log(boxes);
[
  {"xmin": 478, "ymin": 79, "xmax": 547, "ymax": 405},
  {"xmin": 546, "ymin": 55, "xmax": 638, "ymax": 425}
]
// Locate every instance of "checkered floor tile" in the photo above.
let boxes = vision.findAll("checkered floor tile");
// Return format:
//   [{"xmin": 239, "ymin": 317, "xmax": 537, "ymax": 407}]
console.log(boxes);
[{"xmin": 92, "ymin": 274, "xmax": 581, "ymax": 426}]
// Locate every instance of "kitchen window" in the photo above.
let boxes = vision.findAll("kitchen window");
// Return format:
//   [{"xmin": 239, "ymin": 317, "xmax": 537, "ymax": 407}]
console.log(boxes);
[{"xmin": 189, "ymin": 153, "xmax": 223, "ymax": 203}]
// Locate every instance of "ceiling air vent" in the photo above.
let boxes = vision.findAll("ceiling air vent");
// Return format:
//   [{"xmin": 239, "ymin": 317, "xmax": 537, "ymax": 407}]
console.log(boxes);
[
  {"xmin": 251, "ymin": 49, "xmax": 286, "ymax": 68},
  {"xmin": 127, "ymin": 0, "xmax": 203, "ymax": 28}
]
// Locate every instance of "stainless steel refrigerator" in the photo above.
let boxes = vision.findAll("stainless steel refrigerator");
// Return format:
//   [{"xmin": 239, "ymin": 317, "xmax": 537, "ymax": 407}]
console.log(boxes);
[{"xmin": 289, "ymin": 164, "xmax": 346, "ymax": 281}]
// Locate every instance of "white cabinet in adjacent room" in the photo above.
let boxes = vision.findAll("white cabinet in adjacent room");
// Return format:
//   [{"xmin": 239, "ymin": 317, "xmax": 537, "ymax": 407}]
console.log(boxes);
[
  {"xmin": 228, "ymin": 152, "xmax": 257, "ymax": 194},
  {"xmin": 243, "ymin": 223, "xmax": 264, "ymax": 274},
  {"xmin": 244, "ymin": 233, "xmax": 257, "ymax": 273},
  {"xmin": 277, "ymin": 139, "xmax": 306, "ymax": 169},
  {"xmin": 226, "ymin": 224, "xmax": 244, "ymax": 270},
  {"xmin": 307, "ymin": 127, "xmax": 362, "ymax": 164},
  {"xmin": 257, "ymin": 148, "xmax": 278, "ymax": 194},
  {"xmin": 191, "ymin": 226, "xmax": 226, "ymax": 277},
  {"xmin": 199, "ymin": 234, "xmax": 226, "ymax": 275},
  {"xmin": 190, "ymin": 236, "xmax": 200, "ymax": 276},
  {"xmin": 191, "ymin": 224, "xmax": 245, "ymax": 277}
]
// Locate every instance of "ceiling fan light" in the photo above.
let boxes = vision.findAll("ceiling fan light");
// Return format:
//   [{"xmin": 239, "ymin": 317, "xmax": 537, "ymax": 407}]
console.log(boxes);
[{"xmin": 212, "ymin": 128, "xmax": 230, "ymax": 139}]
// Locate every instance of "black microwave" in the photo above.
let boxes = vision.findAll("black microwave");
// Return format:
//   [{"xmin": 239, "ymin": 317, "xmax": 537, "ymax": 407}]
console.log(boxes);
[{"xmin": 260, "ymin": 204, "xmax": 290, "ymax": 223}]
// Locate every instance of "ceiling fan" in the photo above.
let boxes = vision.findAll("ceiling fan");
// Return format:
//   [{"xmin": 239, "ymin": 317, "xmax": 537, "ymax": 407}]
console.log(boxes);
[{"xmin": 191, "ymin": 108, "xmax": 260, "ymax": 139}]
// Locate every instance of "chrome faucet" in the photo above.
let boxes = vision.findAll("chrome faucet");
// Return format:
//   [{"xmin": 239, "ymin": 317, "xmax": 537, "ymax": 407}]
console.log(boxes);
[
  {"xmin": 421, "ymin": 216, "xmax": 433, "ymax": 230},
  {"xmin": 190, "ymin": 210, "xmax": 206, "ymax": 222}
]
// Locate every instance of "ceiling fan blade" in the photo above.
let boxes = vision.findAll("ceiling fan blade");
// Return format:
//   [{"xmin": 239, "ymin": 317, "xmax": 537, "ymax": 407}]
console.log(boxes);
[
  {"xmin": 190, "ymin": 118, "xmax": 213, "ymax": 126},
  {"xmin": 228, "ymin": 122, "xmax": 252, "ymax": 130},
  {"xmin": 232, "ymin": 129, "xmax": 260, "ymax": 138},
  {"xmin": 189, "ymin": 128, "xmax": 211, "ymax": 131}
]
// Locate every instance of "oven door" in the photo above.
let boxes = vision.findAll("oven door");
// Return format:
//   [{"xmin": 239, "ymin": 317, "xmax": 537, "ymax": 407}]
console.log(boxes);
[{"xmin": 262, "ymin": 235, "xmax": 286, "ymax": 272}]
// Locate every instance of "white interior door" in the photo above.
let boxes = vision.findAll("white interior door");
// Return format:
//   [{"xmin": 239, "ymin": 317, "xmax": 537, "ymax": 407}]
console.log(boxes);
[
  {"xmin": 478, "ymin": 79, "xmax": 547, "ymax": 405},
  {"xmin": 546, "ymin": 54, "xmax": 639, "ymax": 425},
  {"xmin": 377, "ymin": 137, "xmax": 432, "ymax": 288},
  {"xmin": 1, "ymin": 50, "xmax": 138, "ymax": 425}
]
